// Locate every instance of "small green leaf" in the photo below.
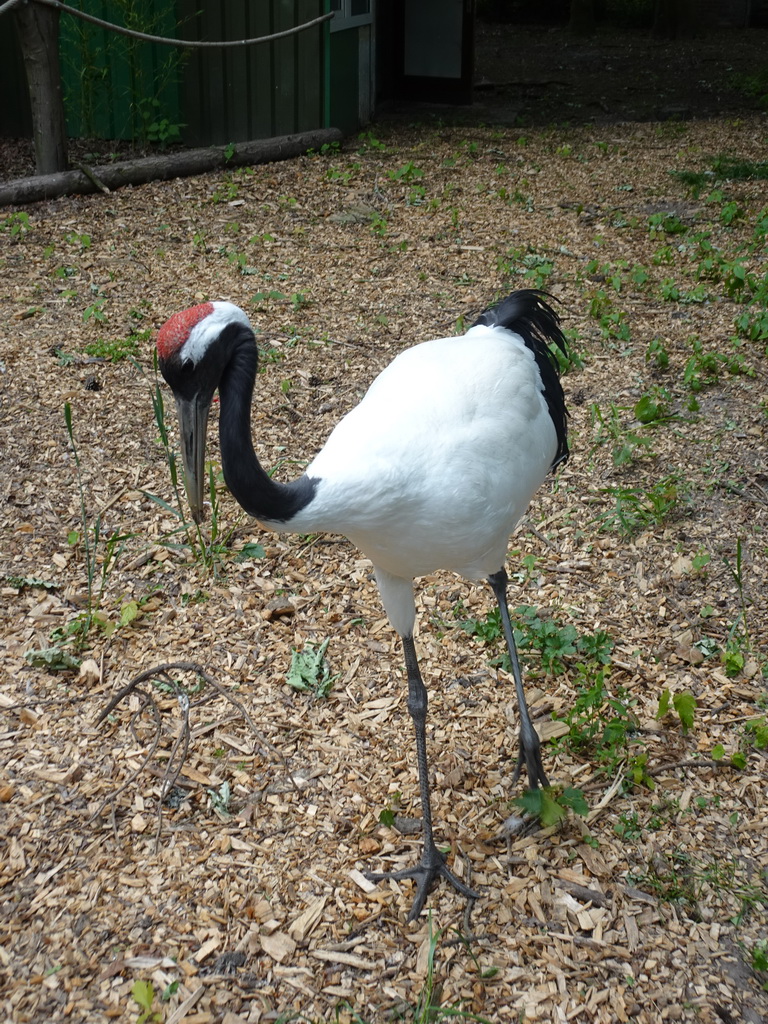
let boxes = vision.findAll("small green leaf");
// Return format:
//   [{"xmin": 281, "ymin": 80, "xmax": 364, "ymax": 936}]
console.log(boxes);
[
  {"xmin": 131, "ymin": 979, "xmax": 155, "ymax": 1014},
  {"xmin": 722, "ymin": 646, "xmax": 745, "ymax": 677},
  {"xmin": 656, "ymin": 688, "xmax": 672, "ymax": 719},
  {"xmin": 673, "ymin": 692, "xmax": 696, "ymax": 733},
  {"xmin": 378, "ymin": 808, "xmax": 396, "ymax": 827},
  {"xmin": 119, "ymin": 600, "xmax": 140, "ymax": 627},
  {"xmin": 25, "ymin": 646, "xmax": 81, "ymax": 671},
  {"xmin": 287, "ymin": 639, "xmax": 337, "ymax": 698},
  {"xmin": 161, "ymin": 980, "xmax": 180, "ymax": 1001},
  {"xmin": 628, "ymin": 752, "xmax": 655, "ymax": 790},
  {"xmin": 513, "ymin": 787, "xmax": 566, "ymax": 827},
  {"xmin": 207, "ymin": 781, "xmax": 231, "ymax": 818},
  {"xmin": 746, "ymin": 718, "xmax": 768, "ymax": 748},
  {"xmin": 634, "ymin": 395, "xmax": 661, "ymax": 423},
  {"xmin": 750, "ymin": 940, "xmax": 768, "ymax": 974},
  {"xmin": 731, "ymin": 751, "xmax": 747, "ymax": 769},
  {"xmin": 6, "ymin": 575, "xmax": 58, "ymax": 591},
  {"xmin": 691, "ymin": 552, "xmax": 710, "ymax": 571},
  {"xmin": 560, "ymin": 787, "xmax": 589, "ymax": 817},
  {"xmin": 711, "ymin": 743, "xmax": 725, "ymax": 760},
  {"xmin": 645, "ymin": 338, "xmax": 669, "ymax": 369},
  {"xmin": 694, "ymin": 636, "xmax": 719, "ymax": 658},
  {"xmin": 235, "ymin": 542, "xmax": 265, "ymax": 561}
]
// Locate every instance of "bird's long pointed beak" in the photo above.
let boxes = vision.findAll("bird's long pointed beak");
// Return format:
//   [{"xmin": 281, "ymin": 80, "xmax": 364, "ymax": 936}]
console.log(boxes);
[{"xmin": 173, "ymin": 394, "xmax": 211, "ymax": 523}]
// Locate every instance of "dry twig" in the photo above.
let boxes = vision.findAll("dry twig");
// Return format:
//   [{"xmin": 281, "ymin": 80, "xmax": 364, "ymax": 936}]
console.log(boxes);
[{"xmin": 93, "ymin": 661, "xmax": 299, "ymax": 836}]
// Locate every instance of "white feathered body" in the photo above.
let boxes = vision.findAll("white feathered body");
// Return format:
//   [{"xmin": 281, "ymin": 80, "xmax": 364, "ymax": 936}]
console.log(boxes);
[{"xmin": 266, "ymin": 323, "xmax": 557, "ymax": 583}]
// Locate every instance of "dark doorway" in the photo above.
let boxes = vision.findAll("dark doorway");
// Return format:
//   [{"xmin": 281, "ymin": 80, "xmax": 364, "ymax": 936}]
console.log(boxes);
[{"xmin": 378, "ymin": 1, "xmax": 475, "ymax": 106}]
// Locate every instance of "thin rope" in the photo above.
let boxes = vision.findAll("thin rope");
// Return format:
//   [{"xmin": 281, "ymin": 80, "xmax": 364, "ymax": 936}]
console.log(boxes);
[{"xmin": 2, "ymin": 0, "xmax": 334, "ymax": 47}]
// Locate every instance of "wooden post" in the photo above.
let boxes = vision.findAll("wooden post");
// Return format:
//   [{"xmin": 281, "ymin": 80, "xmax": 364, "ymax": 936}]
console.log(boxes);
[{"xmin": 15, "ymin": 0, "xmax": 69, "ymax": 174}]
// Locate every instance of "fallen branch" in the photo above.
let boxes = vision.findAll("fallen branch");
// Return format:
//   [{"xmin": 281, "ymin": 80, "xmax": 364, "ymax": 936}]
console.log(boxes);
[
  {"xmin": 0, "ymin": 128, "xmax": 343, "ymax": 206},
  {"xmin": 652, "ymin": 757, "xmax": 752, "ymax": 773},
  {"xmin": 95, "ymin": 661, "xmax": 299, "ymax": 844},
  {"xmin": 91, "ymin": 687, "xmax": 162, "ymax": 827},
  {"xmin": 98, "ymin": 660, "xmax": 285, "ymax": 762}
]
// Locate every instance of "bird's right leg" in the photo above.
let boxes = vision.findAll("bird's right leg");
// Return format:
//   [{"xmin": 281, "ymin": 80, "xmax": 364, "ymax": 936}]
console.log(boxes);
[
  {"xmin": 365, "ymin": 634, "xmax": 479, "ymax": 922},
  {"xmin": 488, "ymin": 568, "xmax": 549, "ymax": 789}
]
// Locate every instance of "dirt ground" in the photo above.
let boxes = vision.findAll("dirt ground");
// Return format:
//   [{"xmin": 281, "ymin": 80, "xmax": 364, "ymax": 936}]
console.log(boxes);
[
  {"xmin": 471, "ymin": 21, "xmax": 768, "ymax": 125},
  {"xmin": 2, "ymin": 23, "xmax": 768, "ymax": 1024}
]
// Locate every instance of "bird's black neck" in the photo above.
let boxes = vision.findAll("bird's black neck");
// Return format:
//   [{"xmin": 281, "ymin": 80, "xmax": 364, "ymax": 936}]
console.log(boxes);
[{"xmin": 218, "ymin": 330, "xmax": 318, "ymax": 524}]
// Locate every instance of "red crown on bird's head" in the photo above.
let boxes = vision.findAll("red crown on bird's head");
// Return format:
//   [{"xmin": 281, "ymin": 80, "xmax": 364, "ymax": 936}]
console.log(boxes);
[{"xmin": 157, "ymin": 302, "xmax": 215, "ymax": 360}]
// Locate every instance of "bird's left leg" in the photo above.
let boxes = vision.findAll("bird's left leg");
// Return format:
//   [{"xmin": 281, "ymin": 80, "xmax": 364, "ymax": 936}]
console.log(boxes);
[
  {"xmin": 365, "ymin": 634, "xmax": 479, "ymax": 922},
  {"xmin": 488, "ymin": 568, "xmax": 549, "ymax": 789}
]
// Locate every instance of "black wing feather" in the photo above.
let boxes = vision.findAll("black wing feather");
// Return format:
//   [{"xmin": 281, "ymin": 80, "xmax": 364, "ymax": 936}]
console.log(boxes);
[{"xmin": 474, "ymin": 289, "xmax": 569, "ymax": 469}]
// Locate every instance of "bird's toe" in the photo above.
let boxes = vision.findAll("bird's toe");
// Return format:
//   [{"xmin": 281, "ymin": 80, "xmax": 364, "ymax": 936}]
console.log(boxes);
[{"xmin": 365, "ymin": 847, "xmax": 479, "ymax": 921}]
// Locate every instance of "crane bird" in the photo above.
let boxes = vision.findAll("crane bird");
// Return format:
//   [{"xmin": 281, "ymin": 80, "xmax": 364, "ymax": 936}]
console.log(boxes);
[{"xmin": 156, "ymin": 289, "xmax": 569, "ymax": 920}]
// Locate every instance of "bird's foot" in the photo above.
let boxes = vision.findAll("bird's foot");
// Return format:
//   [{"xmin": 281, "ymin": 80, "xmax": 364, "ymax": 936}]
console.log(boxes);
[{"xmin": 365, "ymin": 843, "xmax": 479, "ymax": 923}]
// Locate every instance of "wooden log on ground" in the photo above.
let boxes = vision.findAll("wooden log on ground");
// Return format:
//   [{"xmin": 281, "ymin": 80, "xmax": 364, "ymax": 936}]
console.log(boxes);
[{"xmin": 0, "ymin": 128, "xmax": 344, "ymax": 206}]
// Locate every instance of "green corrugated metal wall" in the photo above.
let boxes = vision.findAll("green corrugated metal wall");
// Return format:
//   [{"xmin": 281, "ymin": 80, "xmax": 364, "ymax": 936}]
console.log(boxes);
[
  {"xmin": 1, "ymin": 1, "xmax": 327, "ymax": 145},
  {"xmin": 177, "ymin": 0, "xmax": 326, "ymax": 145},
  {"xmin": 329, "ymin": 27, "xmax": 359, "ymax": 134},
  {"xmin": 60, "ymin": 0, "xmax": 181, "ymax": 141}
]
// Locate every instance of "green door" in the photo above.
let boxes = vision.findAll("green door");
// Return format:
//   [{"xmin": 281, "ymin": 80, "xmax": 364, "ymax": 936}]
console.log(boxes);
[{"xmin": 329, "ymin": 0, "xmax": 373, "ymax": 132}]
